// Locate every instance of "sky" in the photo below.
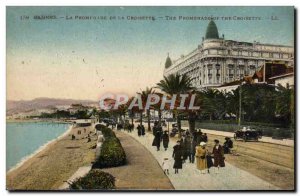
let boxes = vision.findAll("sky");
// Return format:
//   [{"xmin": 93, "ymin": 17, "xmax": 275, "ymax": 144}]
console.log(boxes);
[{"xmin": 6, "ymin": 6, "xmax": 294, "ymax": 101}]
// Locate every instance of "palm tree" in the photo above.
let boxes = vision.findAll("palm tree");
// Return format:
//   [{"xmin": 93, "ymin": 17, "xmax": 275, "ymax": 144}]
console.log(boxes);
[
  {"xmin": 156, "ymin": 73, "xmax": 195, "ymax": 136},
  {"xmin": 138, "ymin": 87, "xmax": 155, "ymax": 131},
  {"xmin": 127, "ymin": 97, "xmax": 136, "ymax": 127},
  {"xmin": 152, "ymin": 92, "xmax": 164, "ymax": 126},
  {"xmin": 275, "ymin": 84, "xmax": 293, "ymax": 127},
  {"xmin": 116, "ymin": 104, "xmax": 127, "ymax": 128}
]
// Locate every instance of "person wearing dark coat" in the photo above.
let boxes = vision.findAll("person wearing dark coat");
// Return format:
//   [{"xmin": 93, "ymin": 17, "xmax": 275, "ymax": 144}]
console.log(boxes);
[
  {"xmin": 206, "ymin": 153, "xmax": 214, "ymax": 173},
  {"xmin": 190, "ymin": 135, "xmax": 197, "ymax": 163},
  {"xmin": 223, "ymin": 137, "xmax": 233, "ymax": 154},
  {"xmin": 157, "ymin": 126, "xmax": 163, "ymax": 140},
  {"xmin": 162, "ymin": 131, "xmax": 169, "ymax": 150},
  {"xmin": 172, "ymin": 141, "xmax": 183, "ymax": 174},
  {"xmin": 212, "ymin": 139, "xmax": 225, "ymax": 173},
  {"xmin": 196, "ymin": 129, "xmax": 203, "ymax": 145},
  {"xmin": 141, "ymin": 125, "xmax": 145, "ymax": 136},
  {"xmin": 152, "ymin": 130, "xmax": 162, "ymax": 151},
  {"xmin": 137, "ymin": 124, "xmax": 142, "ymax": 136},
  {"xmin": 153, "ymin": 124, "xmax": 158, "ymax": 135},
  {"xmin": 183, "ymin": 132, "xmax": 192, "ymax": 163},
  {"xmin": 203, "ymin": 133, "xmax": 208, "ymax": 143},
  {"xmin": 179, "ymin": 136, "xmax": 186, "ymax": 162}
]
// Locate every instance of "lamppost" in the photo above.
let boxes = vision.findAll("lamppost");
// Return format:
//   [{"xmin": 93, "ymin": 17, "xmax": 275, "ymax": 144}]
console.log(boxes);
[{"xmin": 238, "ymin": 81, "xmax": 246, "ymax": 129}]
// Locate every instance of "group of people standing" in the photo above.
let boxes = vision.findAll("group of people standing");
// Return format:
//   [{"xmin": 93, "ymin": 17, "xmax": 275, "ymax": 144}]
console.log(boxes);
[
  {"xmin": 162, "ymin": 128, "xmax": 226, "ymax": 175},
  {"xmin": 132, "ymin": 122, "xmax": 227, "ymax": 175},
  {"xmin": 137, "ymin": 124, "xmax": 145, "ymax": 136},
  {"xmin": 152, "ymin": 122, "xmax": 170, "ymax": 151}
]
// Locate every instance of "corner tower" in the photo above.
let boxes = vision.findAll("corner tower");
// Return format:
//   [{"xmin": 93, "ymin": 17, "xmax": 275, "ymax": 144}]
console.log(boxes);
[{"xmin": 205, "ymin": 20, "xmax": 219, "ymax": 39}]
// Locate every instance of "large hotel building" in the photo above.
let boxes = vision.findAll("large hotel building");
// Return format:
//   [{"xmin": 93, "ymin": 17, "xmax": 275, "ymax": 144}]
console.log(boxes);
[{"xmin": 163, "ymin": 20, "xmax": 294, "ymax": 89}]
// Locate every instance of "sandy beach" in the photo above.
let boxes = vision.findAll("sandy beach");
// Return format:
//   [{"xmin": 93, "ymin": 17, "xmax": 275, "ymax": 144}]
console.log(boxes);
[{"xmin": 6, "ymin": 123, "xmax": 97, "ymax": 190}]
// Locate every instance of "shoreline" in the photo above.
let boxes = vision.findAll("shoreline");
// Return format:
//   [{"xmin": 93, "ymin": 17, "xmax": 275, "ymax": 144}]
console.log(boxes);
[
  {"xmin": 7, "ymin": 124, "xmax": 73, "ymax": 174},
  {"xmin": 6, "ymin": 118, "xmax": 72, "ymax": 124},
  {"xmin": 6, "ymin": 121, "xmax": 97, "ymax": 190}
]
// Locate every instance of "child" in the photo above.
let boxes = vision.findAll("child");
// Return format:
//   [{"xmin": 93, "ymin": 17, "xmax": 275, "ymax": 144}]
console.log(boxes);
[{"xmin": 162, "ymin": 158, "xmax": 170, "ymax": 175}]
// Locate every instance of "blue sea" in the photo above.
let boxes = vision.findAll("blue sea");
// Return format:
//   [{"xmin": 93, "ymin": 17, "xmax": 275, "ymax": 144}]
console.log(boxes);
[{"xmin": 6, "ymin": 122, "xmax": 71, "ymax": 171}]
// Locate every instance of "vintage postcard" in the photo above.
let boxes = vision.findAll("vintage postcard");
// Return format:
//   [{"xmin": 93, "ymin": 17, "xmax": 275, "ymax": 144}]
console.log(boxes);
[{"xmin": 6, "ymin": 6, "xmax": 295, "ymax": 191}]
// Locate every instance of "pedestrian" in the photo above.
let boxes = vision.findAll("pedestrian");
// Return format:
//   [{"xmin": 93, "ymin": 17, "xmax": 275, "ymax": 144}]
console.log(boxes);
[
  {"xmin": 190, "ymin": 133, "xmax": 197, "ymax": 163},
  {"xmin": 183, "ymin": 132, "xmax": 192, "ymax": 163},
  {"xmin": 137, "ymin": 124, "xmax": 142, "ymax": 137},
  {"xmin": 87, "ymin": 134, "xmax": 91, "ymax": 143},
  {"xmin": 162, "ymin": 131, "xmax": 169, "ymax": 150},
  {"xmin": 152, "ymin": 129, "xmax": 162, "ymax": 151},
  {"xmin": 203, "ymin": 133, "xmax": 208, "ymax": 143},
  {"xmin": 157, "ymin": 126, "xmax": 163, "ymax": 141},
  {"xmin": 206, "ymin": 152, "xmax": 213, "ymax": 173},
  {"xmin": 179, "ymin": 135, "xmax": 186, "ymax": 163},
  {"xmin": 196, "ymin": 129, "xmax": 203, "ymax": 145},
  {"xmin": 173, "ymin": 140, "xmax": 183, "ymax": 174},
  {"xmin": 141, "ymin": 124, "xmax": 145, "ymax": 136},
  {"xmin": 153, "ymin": 122, "xmax": 158, "ymax": 135},
  {"xmin": 212, "ymin": 139, "xmax": 225, "ymax": 173},
  {"xmin": 162, "ymin": 158, "xmax": 170, "ymax": 175},
  {"xmin": 223, "ymin": 137, "xmax": 233, "ymax": 154},
  {"xmin": 195, "ymin": 142, "xmax": 207, "ymax": 174}
]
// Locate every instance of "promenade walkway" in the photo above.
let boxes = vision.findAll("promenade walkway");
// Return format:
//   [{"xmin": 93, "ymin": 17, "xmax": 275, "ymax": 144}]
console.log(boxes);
[
  {"xmin": 100, "ymin": 131, "xmax": 174, "ymax": 190},
  {"xmin": 122, "ymin": 129, "xmax": 280, "ymax": 190}
]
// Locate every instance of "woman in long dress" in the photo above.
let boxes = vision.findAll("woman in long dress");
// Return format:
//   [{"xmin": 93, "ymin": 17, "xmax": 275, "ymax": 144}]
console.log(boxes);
[
  {"xmin": 195, "ymin": 142, "xmax": 207, "ymax": 174},
  {"xmin": 172, "ymin": 141, "xmax": 183, "ymax": 174}
]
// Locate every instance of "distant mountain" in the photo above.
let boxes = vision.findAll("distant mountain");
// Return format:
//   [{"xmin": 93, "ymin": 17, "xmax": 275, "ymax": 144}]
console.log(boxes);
[{"xmin": 7, "ymin": 97, "xmax": 98, "ymax": 115}]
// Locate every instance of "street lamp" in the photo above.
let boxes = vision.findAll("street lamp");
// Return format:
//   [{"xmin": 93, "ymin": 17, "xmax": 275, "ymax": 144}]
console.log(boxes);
[{"xmin": 238, "ymin": 81, "xmax": 246, "ymax": 129}]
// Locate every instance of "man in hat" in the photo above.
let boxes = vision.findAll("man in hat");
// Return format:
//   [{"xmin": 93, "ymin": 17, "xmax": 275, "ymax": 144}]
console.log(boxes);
[
  {"xmin": 152, "ymin": 128, "xmax": 162, "ymax": 151},
  {"xmin": 212, "ymin": 139, "xmax": 225, "ymax": 173},
  {"xmin": 223, "ymin": 137, "xmax": 233, "ymax": 154}
]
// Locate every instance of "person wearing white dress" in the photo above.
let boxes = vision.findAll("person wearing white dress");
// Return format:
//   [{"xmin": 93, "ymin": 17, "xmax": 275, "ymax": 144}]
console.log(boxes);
[{"xmin": 162, "ymin": 158, "xmax": 170, "ymax": 175}]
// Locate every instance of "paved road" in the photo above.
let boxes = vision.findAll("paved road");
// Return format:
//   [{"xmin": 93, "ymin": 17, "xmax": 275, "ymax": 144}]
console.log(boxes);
[
  {"xmin": 101, "ymin": 131, "xmax": 174, "ymax": 190},
  {"xmin": 122, "ymin": 128, "xmax": 280, "ymax": 190},
  {"xmin": 181, "ymin": 126, "xmax": 294, "ymax": 147}
]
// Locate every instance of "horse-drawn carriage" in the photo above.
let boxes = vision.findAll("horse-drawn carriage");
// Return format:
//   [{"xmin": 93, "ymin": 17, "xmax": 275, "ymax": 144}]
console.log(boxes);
[{"xmin": 234, "ymin": 127, "xmax": 263, "ymax": 142}]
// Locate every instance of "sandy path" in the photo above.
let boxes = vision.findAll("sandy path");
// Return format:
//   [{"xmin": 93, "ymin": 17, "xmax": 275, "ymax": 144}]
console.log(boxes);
[
  {"xmin": 122, "ymin": 128, "xmax": 279, "ymax": 190},
  {"xmin": 6, "ymin": 124, "xmax": 97, "ymax": 190},
  {"xmin": 101, "ymin": 131, "xmax": 174, "ymax": 190}
]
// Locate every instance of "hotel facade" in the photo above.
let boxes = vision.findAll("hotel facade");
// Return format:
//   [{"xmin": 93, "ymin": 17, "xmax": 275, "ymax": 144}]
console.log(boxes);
[{"xmin": 163, "ymin": 20, "xmax": 294, "ymax": 89}]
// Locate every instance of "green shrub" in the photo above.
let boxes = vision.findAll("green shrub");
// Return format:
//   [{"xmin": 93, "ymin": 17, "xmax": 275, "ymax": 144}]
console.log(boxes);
[
  {"xmin": 95, "ymin": 124, "xmax": 116, "ymax": 138},
  {"xmin": 70, "ymin": 169, "xmax": 115, "ymax": 190},
  {"xmin": 93, "ymin": 126, "xmax": 126, "ymax": 168}
]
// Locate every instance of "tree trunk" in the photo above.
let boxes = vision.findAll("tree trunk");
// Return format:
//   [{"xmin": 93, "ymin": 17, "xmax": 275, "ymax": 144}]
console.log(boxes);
[
  {"xmin": 158, "ymin": 110, "xmax": 162, "ymax": 126},
  {"xmin": 123, "ymin": 114, "xmax": 126, "ymax": 130},
  {"xmin": 177, "ymin": 114, "xmax": 182, "ymax": 138},
  {"xmin": 139, "ymin": 111, "xmax": 143, "ymax": 126},
  {"xmin": 147, "ymin": 109, "xmax": 151, "ymax": 131},
  {"xmin": 188, "ymin": 112, "xmax": 196, "ymax": 134}
]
